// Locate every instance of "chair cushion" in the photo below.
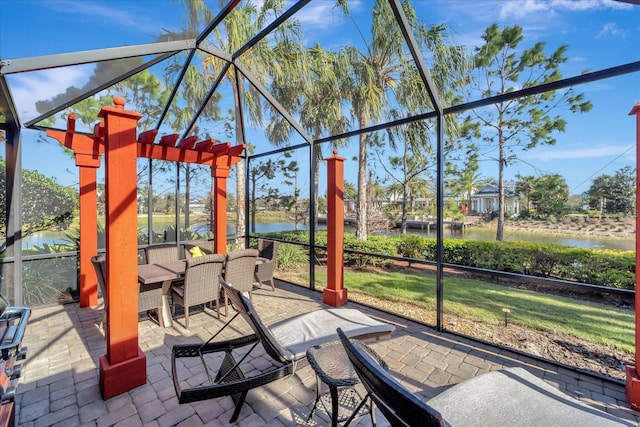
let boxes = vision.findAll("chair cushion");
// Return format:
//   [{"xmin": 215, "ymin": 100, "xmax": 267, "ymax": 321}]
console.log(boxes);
[
  {"xmin": 427, "ymin": 367, "xmax": 633, "ymax": 427},
  {"xmin": 269, "ymin": 309, "xmax": 395, "ymax": 359},
  {"xmin": 189, "ymin": 246, "xmax": 206, "ymax": 258}
]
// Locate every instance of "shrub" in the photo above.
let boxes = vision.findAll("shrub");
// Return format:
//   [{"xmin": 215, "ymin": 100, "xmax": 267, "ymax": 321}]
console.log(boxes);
[
  {"xmin": 397, "ymin": 235, "xmax": 428, "ymax": 264},
  {"xmin": 343, "ymin": 234, "xmax": 396, "ymax": 269},
  {"xmin": 276, "ymin": 243, "xmax": 308, "ymax": 270},
  {"xmin": 254, "ymin": 230, "xmax": 635, "ymax": 289}
]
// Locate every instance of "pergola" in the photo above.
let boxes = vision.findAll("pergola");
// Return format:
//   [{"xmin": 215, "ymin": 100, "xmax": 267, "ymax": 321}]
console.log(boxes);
[
  {"xmin": 42, "ymin": 96, "xmax": 348, "ymax": 398},
  {"xmin": 2, "ymin": 0, "xmax": 640, "ymax": 407}
]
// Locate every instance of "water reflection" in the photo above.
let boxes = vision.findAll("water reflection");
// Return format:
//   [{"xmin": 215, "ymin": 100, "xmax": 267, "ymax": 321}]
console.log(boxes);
[
  {"xmin": 246, "ymin": 222, "xmax": 635, "ymax": 251},
  {"xmin": 21, "ymin": 221, "xmax": 635, "ymax": 252}
]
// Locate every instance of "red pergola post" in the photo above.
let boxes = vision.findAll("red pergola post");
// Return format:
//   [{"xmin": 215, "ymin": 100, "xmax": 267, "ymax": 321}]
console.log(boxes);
[
  {"xmin": 323, "ymin": 150, "xmax": 347, "ymax": 307},
  {"xmin": 46, "ymin": 116, "xmax": 103, "ymax": 308},
  {"xmin": 212, "ymin": 169, "xmax": 229, "ymax": 254},
  {"xmin": 98, "ymin": 97, "xmax": 146, "ymax": 399},
  {"xmin": 211, "ymin": 144, "xmax": 244, "ymax": 254},
  {"xmin": 626, "ymin": 102, "xmax": 640, "ymax": 410}
]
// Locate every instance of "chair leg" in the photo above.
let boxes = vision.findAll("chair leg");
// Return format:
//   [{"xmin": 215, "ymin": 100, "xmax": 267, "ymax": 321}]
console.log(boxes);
[
  {"xmin": 185, "ymin": 306, "xmax": 189, "ymax": 330},
  {"xmin": 329, "ymin": 385, "xmax": 339, "ymax": 427},
  {"xmin": 224, "ymin": 293, "xmax": 228, "ymax": 317},
  {"xmin": 215, "ymin": 299, "xmax": 220, "ymax": 319},
  {"xmin": 157, "ymin": 305, "xmax": 165, "ymax": 328},
  {"xmin": 229, "ymin": 391, "xmax": 249, "ymax": 423},
  {"xmin": 269, "ymin": 278, "xmax": 275, "ymax": 291}
]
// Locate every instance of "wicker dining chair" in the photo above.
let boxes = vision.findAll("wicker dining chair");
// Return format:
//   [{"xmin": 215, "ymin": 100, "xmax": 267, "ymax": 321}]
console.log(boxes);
[
  {"xmin": 255, "ymin": 239, "xmax": 280, "ymax": 291},
  {"xmin": 91, "ymin": 254, "xmax": 107, "ymax": 329},
  {"xmin": 145, "ymin": 243, "xmax": 179, "ymax": 264},
  {"xmin": 223, "ymin": 249, "xmax": 259, "ymax": 316},
  {"xmin": 170, "ymin": 254, "xmax": 225, "ymax": 330},
  {"xmin": 91, "ymin": 254, "xmax": 163, "ymax": 329}
]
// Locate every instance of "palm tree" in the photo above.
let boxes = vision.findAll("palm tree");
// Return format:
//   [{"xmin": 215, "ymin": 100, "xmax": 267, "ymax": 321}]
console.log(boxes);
[
  {"xmin": 266, "ymin": 44, "xmax": 351, "ymax": 229},
  {"xmin": 181, "ymin": 0, "xmax": 302, "ymax": 241},
  {"xmin": 340, "ymin": 0, "xmax": 405, "ymax": 240},
  {"xmin": 452, "ymin": 169, "xmax": 492, "ymax": 214},
  {"xmin": 340, "ymin": 0, "xmax": 468, "ymax": 240}
]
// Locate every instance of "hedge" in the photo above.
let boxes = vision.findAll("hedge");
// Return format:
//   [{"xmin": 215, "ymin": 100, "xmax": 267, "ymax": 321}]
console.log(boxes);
[{"xmin": 255, "ymin": 231, "xmax": 635, "ymax": 290}]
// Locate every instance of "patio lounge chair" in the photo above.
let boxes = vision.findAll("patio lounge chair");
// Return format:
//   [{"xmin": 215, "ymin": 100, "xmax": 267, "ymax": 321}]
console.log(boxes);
[
  {"xmin": 171, "ymin": 275, "xmax": 395, "ymax": 423},
  {"xmin": 336, "ymin": 328, "xmax": 634, "ymax": 427}
]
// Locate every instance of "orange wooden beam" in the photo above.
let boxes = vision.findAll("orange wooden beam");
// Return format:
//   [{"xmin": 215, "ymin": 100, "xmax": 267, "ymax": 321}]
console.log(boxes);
[
  {"xmin": 210, "ymin": 143, "xmax": 245, "ymax": 254},
  {"xmin": 46, "ymin": 114, "xmax": 103, "ymax": 308},
  {"xmin": 626, "ymin": 102, "xmax": 640, "ymax": 410},
  {"xmin": 98, "ymin": 97, "xmax": 146, "ymax": 399},
  {"xmin": 323, "ymin": 150, "xmax": 347, "ymax": 307}
]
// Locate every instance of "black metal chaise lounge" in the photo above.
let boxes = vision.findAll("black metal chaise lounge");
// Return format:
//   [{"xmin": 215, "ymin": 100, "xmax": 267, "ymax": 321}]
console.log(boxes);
[
  {"xmin": 337, "ymin": 328, "xmax": 634, "ymax": 427},
  {"xmin": 171, "ymin": 275, "xmax": 395, "ymax": 423}
]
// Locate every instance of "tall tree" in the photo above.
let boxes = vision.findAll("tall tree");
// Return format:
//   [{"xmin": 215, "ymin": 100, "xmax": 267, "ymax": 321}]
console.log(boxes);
[
  {"xmin": 468, "ymin": 24, "xmax": 592, "ymax": 240},
  {"xmin": 181, "ymin": 0, "xmax": 302, "ymax": 241},
  {"xmin": 516, "ymin": 173, "xmax": 569, "ymax": 218},
  {"xmin": 341, "ymin": 0, "xmax": 468, "ymax": 240},
  {"xmin": 266, "ymin": 44, "xmax": 350, "ymax": 229},
  {"xmin": 165, "ymin": 62, "xmax": 221, "ymax": 231},
  {"xmin": 248, "ymin": 157, "xmax": 299, "ymax": 232},
  {"xmin": 586, "ymin": 166, "xmax": 635, "ymax": 216},
  {"xmin": 341, "ymin": 0, "xmax": 406, "ymax": 240},
  {"xmin": 377, "ymin": 124, "xmax": 432, "ymax": 235}
]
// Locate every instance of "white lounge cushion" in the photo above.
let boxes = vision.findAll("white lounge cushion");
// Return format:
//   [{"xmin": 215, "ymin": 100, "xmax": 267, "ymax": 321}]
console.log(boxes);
[
  {"xmin": 428, "ymin": 367, "xmax": 633, "ymax": 427},
  {"xmin": 269, "ymin": 309, "xmax": 395, "ymax": 359}
]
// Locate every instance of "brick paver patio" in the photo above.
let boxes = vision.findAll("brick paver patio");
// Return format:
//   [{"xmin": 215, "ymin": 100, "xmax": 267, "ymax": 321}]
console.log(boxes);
[{"xmin": 15, "ymin": 280, "xmax": 640, "ymax": 426}]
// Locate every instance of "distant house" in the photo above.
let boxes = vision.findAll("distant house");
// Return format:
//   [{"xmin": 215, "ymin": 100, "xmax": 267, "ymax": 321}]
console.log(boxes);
[
  {"xmin": 189, "ymin": 199, "xmax": 207, "ymax": 214},
  {"xmin": 470, "ymin": 182, "xmax": 520, "ymax": 216}
]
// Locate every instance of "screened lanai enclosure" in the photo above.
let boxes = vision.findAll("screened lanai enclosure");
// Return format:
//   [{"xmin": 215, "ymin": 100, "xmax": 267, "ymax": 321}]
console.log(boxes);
[{"xmin": 1, "ymin": 0, "xmax": 640, "ymax": 392}]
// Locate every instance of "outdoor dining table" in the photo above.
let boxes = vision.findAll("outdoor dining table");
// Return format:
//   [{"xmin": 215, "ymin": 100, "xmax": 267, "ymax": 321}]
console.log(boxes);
[
  {"xmin": 138, "ymin": 260, "xmax": 186, "ymax": 327},
  {"xmin": 137, "ymin": 256, "xmax": 267, "ymax": 327}
]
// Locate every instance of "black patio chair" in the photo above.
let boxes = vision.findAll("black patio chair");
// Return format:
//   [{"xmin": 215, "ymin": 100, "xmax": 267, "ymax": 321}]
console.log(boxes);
[
  {"xmin": 171, "ymin": 275, "xmax": 395, "ymax": 423},
  {"xmin": 337, "ymin": 328, "xmax": 445, "ymax": 427},
  {"xmin": 337, "ymin": 328, "xmax": 633, "ymax": 427}
]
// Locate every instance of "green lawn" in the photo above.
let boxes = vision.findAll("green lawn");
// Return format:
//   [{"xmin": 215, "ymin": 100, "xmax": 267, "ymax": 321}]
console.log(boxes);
[{"xmin": 313, "ymin": 270, "xmax": 634, "ymax": 353}]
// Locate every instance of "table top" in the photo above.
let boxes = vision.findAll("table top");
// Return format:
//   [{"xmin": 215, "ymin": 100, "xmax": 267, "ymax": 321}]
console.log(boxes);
[
  {"xmin": 306, "ymin": 341, "xmax": 359, "ymax": 388},
  {"xmin": 138, "ymin": 260, "xmax": 186, "ymax": 284},
  {"xmin": 138, "ymin": 256, "xmax": 263, "ymax": 284}
]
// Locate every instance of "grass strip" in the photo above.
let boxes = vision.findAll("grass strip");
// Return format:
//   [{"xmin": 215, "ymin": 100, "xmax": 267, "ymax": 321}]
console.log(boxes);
[{"xmin": 314, "ymin": 270, "xmax": 633, "ymax": 353}]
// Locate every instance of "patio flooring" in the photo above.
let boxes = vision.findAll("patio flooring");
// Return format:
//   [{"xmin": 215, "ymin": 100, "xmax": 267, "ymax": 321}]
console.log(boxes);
[{"xmin": 16, "ymin": 280, "xmax": 640, "ymax": 426}]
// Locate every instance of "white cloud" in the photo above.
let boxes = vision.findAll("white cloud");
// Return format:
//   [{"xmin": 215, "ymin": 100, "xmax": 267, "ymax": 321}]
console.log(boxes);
[
  {"xmin": 523, "ymin": 145, "xmax": 634, "ymax": 161},
  {"xmin": 43, "ymin": 0, "xmax": 162, "ymax": 35},
  {"xmin": 8, "ymin": 65, "xmax": 93, "ymax": 122},
  {"xmin": 499, "ymin": 0, "xmax": 633, "ymax": 19},
  {"xmin": 293, "ymin": 0, "xmax": 367, "ymax": 32},
  {"xmin": 597, "ymin": 22, "xmax": 629, "ymax": 38},
  {"xmin": 500, "ymin": 0, "xmax": 551, "ymax": 19}
]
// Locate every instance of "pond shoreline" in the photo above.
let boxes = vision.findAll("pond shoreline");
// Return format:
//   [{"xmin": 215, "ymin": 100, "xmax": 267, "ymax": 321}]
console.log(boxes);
[{"xmin": 469, "ymin": 217, "xmax": 636, "ymax": 242}]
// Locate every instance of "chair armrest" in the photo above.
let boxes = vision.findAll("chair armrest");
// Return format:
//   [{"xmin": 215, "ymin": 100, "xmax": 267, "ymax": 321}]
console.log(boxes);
[{"xmin": 172, "ymin": 334, "xmax": 259, "ymax": 358}]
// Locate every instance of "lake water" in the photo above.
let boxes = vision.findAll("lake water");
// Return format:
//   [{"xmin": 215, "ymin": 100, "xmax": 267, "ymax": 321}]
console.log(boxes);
[
  {"xmin": 244, "ymin": 222, "xmax": 635, "ymax": 251},
  {"xmin": 20, "ymin": 221, "xmax": 635, "ymax": 252}
]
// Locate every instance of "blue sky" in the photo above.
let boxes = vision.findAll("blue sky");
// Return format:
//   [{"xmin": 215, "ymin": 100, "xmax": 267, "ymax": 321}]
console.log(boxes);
[{"xmin": 1, "ymin": 0, "xmax": 639, "ymax": 196}]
